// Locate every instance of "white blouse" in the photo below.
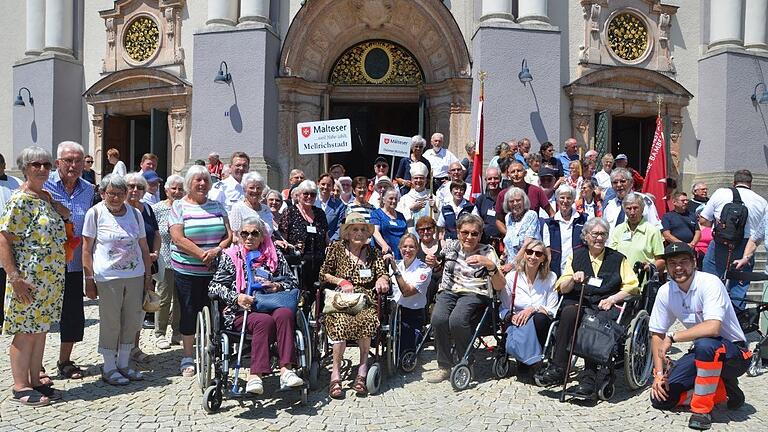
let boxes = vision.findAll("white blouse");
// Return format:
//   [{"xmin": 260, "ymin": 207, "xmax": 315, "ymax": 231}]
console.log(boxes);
[{"xmin": 499, "ymin": 270, "xmax": 559, "ymax": 319}]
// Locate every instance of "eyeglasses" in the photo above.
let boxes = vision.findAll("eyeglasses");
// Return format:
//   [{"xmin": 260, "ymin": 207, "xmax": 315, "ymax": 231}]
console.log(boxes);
[
  {"xmin": 104, "ymin": 191, "xmax": 124, "ymax": 198},
  {"xmin": 459, "ymin": 230, "xmax": 481, "ymax": 238},
  {"xmin": 127, "ymin": 184, "xmax": 146, "ymax": 190},
  {"xmin": 449, "ymin": 168, "xmax": 463, "ymax": 172},
  {"xmin": 240, "ymin": 230, "xmax": 262, "ymax": 238},
  {"xmin": 416, "ymin": 226, "xmax": 435, "ymax": 232},
  {"xmin": 525, "ymin": 249, "xmax": 545, "ymax": 258},
  {"xmin": 485, "ymin": 176, "xmax": 500, "ymax": 181},
  {"xmin": 302, "ymin": 191, "xmax": 317, "ymax": 197},
  {"xmin": 611, "ymin": 179, "xmax": 628, "ymax": 185},
  {"xmin": 589, "ymin": 231, "xmax": 609, "ymax": 239},
  {"xmin": 28, "ymin": 161, "xmax": 52, "ymax": 170},
  {"xmin": 59, "ymin": 157, "xmax": 83, "ymax": 165}
]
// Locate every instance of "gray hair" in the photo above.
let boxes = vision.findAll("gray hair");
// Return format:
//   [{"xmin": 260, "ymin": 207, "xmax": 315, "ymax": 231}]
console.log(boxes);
[
  {"xmin": 622, "ymin": 192, "xmax": 646, "ymax": 211},
  {"xmin": 99, "ymin": 173, "xmax": 128, "ymax": 194},
  {"xmin": 526, "ymin": 153, "xmax": 542, "ymax": 163},
  {"xmin": 241, "ymin": 171, "xmax": 266, "ymax": 189},
  {"xmin": 241, "ymin": 216, "xmax": 267, "ymax": 233},
  {"xmin": 410, "ymin": 161, "xmax": 429, "ymax": 177},
  {"xmin": 184, "ymin": 165, "xmax": 212, "ymax": 192},
  {"xmin": 265, "ymin": 189, "xmax": 283, "ymax": 202},
  {"xmin": 56, "ymin": 141, "xmax": 85, "ymax": 159},
  {"xmin": 691, "ymin": 182, "xmax": 707, "ymax": 194},
  {"xmin": 456, "ymin": 213, "xmax": 484, "ymax": 232},
  {"xmin": 295, "ymin": 179, "xmax": 318, "ymax": 195},
  {"xmin": 610, "ymin": 167, "xmax": 632, "ymax": 183},
  {"xmin": 555, "ymin": 184, "xmax": 576, "ymax": 200},
  {"xmin": 502, "ymin": 187, "xmax": 530, "ymax": 213},
  {"xmin": 580, "ymin": 217, "xmax": 610, "ymax": 242},
  {"xmin": 165, "ymin": 174, "xmax": 184, "ymax": 190},
  {"xmin": 17, "ymin": 146, "xmax": 52, "ymax": 172},
  {"xmin": 411, "ymin": 135, "xmax": 426, "ymax": 148},
  {"xmin": 379, "ymin": 186, "xmax": 399, "ymax": 207},
  {"xmin": 124, "ymin": 172, "xmax": 148, "ymax": 189}
]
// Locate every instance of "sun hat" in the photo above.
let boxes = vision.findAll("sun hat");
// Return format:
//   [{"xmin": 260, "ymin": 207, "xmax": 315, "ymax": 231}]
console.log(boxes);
[{"xmin": 340, "ymin": 212, "xmax": 375, "ymax": 238}]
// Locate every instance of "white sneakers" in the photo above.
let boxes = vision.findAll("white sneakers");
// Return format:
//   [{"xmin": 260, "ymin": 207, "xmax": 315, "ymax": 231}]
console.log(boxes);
[
  {"xmin": 246, "ymin": 376, "xmax": 264, "ymax": 394},
  {"xmin": 280, "ymin": 369, "xmax": 305, "ymax": 390}
]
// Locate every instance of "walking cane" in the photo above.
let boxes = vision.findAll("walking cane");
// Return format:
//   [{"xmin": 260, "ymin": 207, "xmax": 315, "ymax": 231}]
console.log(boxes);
[
  {"xmin": 232, "ymin": 250, "xmax": 263, "ymax": 395},
  {"xmin": 560, "ymin": 282, "xmax": 587, "ymax": 403}
]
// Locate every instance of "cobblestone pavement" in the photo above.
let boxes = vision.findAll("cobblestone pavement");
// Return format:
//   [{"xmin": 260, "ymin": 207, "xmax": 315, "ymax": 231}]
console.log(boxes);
[{"xmin": 1, "ymin": 299, "xmax": 766, "ymax": 431}]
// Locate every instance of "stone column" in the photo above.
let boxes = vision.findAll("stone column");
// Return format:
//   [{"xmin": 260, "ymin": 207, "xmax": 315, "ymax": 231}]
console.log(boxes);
[
  {"xmin": 518, "ymin": 0, "xmax": 549, "ymax": 24},
  {"xmin": 43, "ymin": 0, "xmax": 73, "ymax": 55},
  {"xmin": 744, "ymin": 0, "xmax": 768, "ymax": 51},
  {"xmin": 709, "ymin": 0, "xmax": 744, "ymax": 50},
  {"xmin": 207, "ymin": 0, "xmax": 238, "ymax": 26},
  {"xmin": 239, "ymin": 0, "xmax": 270, "ymax": 25},
  {"xmin": 481, "ymin": 0, "xmax": 514, "ymax": 22},
  {"xmin": 25, "ymin": 0, "xmax": 45, "ymax": 56}
]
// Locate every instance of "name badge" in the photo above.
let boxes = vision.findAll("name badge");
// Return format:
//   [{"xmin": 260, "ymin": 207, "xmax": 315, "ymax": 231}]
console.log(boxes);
[
  {"xmin": 306, "ymin": 225, "xmax": 317, "ymax": 234},
  {"xmin": 588, "ymin": 277, "xmax": 603, "ymax": 288},
  {"xmin": 389, "ymin": 220, "xmax": 398, "ymax": 226},
  {"xmin": 487, "ymin": 209, "xmax": 496, "ymax": 217},
  {"xmin": 621, "ymin": 232, "xmax": 632, "ymax": 241},
  {"xmin": 359, "ymin": 268, "xmax": 372, "ymax": 278},
  {"xmin": 681, "ymin": 313, "xmax": 698, "ymax": 325}
]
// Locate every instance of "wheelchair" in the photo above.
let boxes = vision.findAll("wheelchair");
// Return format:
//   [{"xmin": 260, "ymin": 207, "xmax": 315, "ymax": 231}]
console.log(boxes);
[
  {"xmin": 307, "ymin": 282, "xmax": 396, "ymax": 395},
  {"xmin": 726, "ymin": 269, "xmax": 768, "ymax": 377}
]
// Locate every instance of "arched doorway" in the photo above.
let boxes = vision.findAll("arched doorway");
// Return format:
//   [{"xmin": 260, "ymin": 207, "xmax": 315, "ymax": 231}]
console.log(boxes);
[{"xmin": 276, "ymin": 0, "xmax": 472, "ymax": 179}]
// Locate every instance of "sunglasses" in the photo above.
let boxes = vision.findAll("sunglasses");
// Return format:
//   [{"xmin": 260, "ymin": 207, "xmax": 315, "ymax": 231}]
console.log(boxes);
[
  {"xmin": 375, "ymin": 164, "xmax": 388, "ymax": 169},
  {"xmin": 525, "ymin": 249, "xmax": 544, "ymax": 258},
  {"xmin": 85, "ymin": 160, "xmax": 94, "ymax": 164},
  {"xmin": 302, "ymin": 191, "xmax": 317, "ymax": 197},
  {"xmin": 240, "ymin": 230, "xmax": 261, "ymax": 238},
  {"xmin": 127, "ymin": 184, "xmax": 146, "ymax": 190},
  {"xmin": 28, "ymin": 161, "xmax": 52, "ymax": 170},
  {"xmin": 459, "ymin": 230, "xmax": 481, "ymax": 238},
  {"xmin": 416, "ymin": 226, "xmax": 435, "ymax": 232}
]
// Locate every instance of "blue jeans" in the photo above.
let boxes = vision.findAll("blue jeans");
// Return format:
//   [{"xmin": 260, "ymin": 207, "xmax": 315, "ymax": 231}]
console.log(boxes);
[{"xmin": 702, "ymin": 238, "xmax": 751, "ymax": 310}]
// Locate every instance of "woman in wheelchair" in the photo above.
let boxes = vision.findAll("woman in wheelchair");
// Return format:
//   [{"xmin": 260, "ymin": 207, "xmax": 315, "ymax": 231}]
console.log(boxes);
[
  {"xmin": 424, "ymin": 214, "xmax": 505, "ymax": 384},
  {"xmin": 207, "ymin": 217, "xmax": 305, "ymax": 395},
  {"xmin": 319, "ymin": 213, "xmax": 390, "ymax": 399},
  {"xmin": 388, "ymin": 233, "xmax": 432, "ymax": 353},
  {"xmin": 535, "ymin": 217, "xmax": 639, "ymax": 396},
  {"xmin": 498, "ymin": 239, "xmax": 558, "ymax": 380}
]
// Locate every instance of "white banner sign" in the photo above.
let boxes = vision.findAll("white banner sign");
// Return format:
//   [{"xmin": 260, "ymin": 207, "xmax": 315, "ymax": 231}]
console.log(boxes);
[
  {"xmin": 297, "ymin": 119, "xmax": 352, "ymax": 155},
  {"xmin": 378, "ymin": 133, "xmax": 411, "ymax": 158}
]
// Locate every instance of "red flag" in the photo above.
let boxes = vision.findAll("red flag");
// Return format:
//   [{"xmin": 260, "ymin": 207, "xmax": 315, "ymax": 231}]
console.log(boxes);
[
  {"xmin": 641, "ymin": 115, "xmax": 667, "ymax": 218},
  {"xmin": 469, "ymin": 87, "xmax": 484, "ymax": 203}
]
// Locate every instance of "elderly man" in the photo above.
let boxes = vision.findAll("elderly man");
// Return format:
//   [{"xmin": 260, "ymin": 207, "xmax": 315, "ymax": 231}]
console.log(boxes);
[
  {"xmin": 207, "ymin": 152, "xmax": 224, "ymax": 178},
  {"xmin": 594, "ymin": 153, "xmax": 614, "ymax": 190},
  {"xmin": 282, "ymin": 168, "xmax": 305, "ymax": 200},
  {"xmin": 515, "ymin": 138, "xmax": 531, "ymax": 169},
  {"xmin": 45, "ymin": 141, "xmax": 96, "ymax": 380},
  {"xmin": 475, "ymin": 167, "xmax": 503, "ymax": 249},
  {"xmin": 494, "ymin": 161, "xmax": 554, "ymax": 235},
  {"xmin": 688, "ymin": 182, "xmax": 709, "ymax": 214},
  {"xmin": 700, "ymin": 170, "xmax": 767, "ymax": 310},
  {"xmin": 435, "ymin": 162, "xmax": 468, "ymax": 210},
  {"xmin": 423, "ymin": 132, "xmax": 459, "ymax": 191},
  {"xmin": 209, "ymin": 151, "xmax": 250, "ymax": 211},
  {"xmin": 558, "ymin": 138, "xmax": 580, "ymax": 177},
  {"xmin": 614, "ymin": 154, "xmax": 644, "ymax": 191},
  {"xmin": 609, "ymin": 192, "xmax": 665, "ymax": 270},
  {"xmin": 649, "ymin": 242, "xmax": 749, "ymax": 431},
  {"xmin": 662, "ymin": 192, "xmax": 701, "ymax": 250},
  {"xmin": 603, "ymin": 167, "xmax": 660, "ymax": 230}
]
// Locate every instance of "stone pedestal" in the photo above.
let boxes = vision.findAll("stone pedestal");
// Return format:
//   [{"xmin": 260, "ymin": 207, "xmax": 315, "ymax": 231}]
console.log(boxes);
[
  {"xmin": 191, "ymin": 25, "xmax": 281, "ymax": 182},
  {"xmin": 471, "ymin": 22, "xmax": 561, "ymax": 161},
  {"xmin": 12, "ymin": 54, "xmax": 83, "ymax": 157}
]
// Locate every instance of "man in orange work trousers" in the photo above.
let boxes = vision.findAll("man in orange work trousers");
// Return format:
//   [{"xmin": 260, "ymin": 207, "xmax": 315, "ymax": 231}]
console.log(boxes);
[{"xmin": 649, "ymin": 242, "xmax": 751, "ymax": 430}]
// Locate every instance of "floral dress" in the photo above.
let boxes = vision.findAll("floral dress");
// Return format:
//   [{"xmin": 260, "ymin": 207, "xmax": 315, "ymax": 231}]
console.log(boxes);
[
  {"xmin": 320, "ymin": 242, "xmax": 386, "ymax": 341},
  {"xmin": 0, "ymin": 192, "xmax": 66, "ymax": 334}
]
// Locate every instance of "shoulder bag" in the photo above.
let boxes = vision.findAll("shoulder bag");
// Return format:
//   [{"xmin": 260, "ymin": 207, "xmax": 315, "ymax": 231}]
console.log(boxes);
[
  {"xmin": 574, "ymin": 311, "xmax": 624, "ymax": 364},
  {"xmin": 322, "ymin": 289, "xmax": 368, "ymax": 315},
  {"xmin": 504, "ymin": 272, "xmax": 544, "ymax": 365}
]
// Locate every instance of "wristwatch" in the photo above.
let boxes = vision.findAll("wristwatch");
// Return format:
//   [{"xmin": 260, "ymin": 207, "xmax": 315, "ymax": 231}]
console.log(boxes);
[
  {"xmin": 488, "ymin": 265, "xmax": 499, "ymax": 276},
  {"xmin": 668, "ymin": 332, "xmax": 676, "ymax": 343}
]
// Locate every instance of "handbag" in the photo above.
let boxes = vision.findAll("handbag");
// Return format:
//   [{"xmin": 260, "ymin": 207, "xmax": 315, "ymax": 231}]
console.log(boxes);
[
  {"xmin": 322, "ymin": 289, "xmax": 367, "ymax": 315},
  {"xmin": 143, "ymin": 290, "xmax": 161, "ymax": 313},
  {"xmin": 504, "ymin": 272, "xmax": 543, "ymax": 365},
  {"xmin": 254, "ymin": 288, "xmax": 300, "ymax": 313},
  {"xmin": 574, "ymin": 311, "xmax": 624, "ymax": 364}
]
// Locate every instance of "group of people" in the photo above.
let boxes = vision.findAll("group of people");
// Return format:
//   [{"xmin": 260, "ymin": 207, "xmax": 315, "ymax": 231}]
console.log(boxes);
[{"xmin": 0, "ymin": 134, "xmax": 762, "ymax": 431}]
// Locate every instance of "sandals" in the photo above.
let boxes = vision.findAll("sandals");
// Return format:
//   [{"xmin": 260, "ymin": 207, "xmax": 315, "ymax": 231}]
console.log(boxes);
[
  {"xmin": 57, "ymin": 360, "xmax": 84, "ymax": 379},
  {"xmin": 33, "ymin": 385, "xmax": 62, "ymax": 400},
  {"xmin": 118, "ymin": 367, "xmax": 144, "ymax": 381},
  {"xmin": 352, "ymin": 375, "xmax": 368, "ymax": 397},
  {"xmin": 329, "ymin": 379, "xmax": 344, "ymax": 399},
  {"xmin": 39, "ymin": 367, "xmax": 54, "ymax": 387},
  {"xmin": 180, "ymin": 357, "xmax": 195, "ymax": 377},
  {"xmin": 102, "ymin": 369, "xmax": 129, "ymax": 386},
  {"xmin": 130, "ymin": 347, "xmax": 150, "ymax": 363},
  {"xmin": 10, "ymin": 389, "xmax": 49, "ymax": 407}
]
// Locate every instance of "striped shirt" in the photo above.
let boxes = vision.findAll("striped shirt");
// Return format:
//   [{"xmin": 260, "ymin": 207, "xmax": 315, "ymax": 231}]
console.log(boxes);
[
  {"xmin": 45, "ymin": 171, "xmax": 95, "ymax": 272},
  {"xmin": 169, "ymin": 198, "xmax": 228, "ymax": 276},
  {"xmin": 346, "ymin": 202, "xmax": 375, "ymax": 223}
]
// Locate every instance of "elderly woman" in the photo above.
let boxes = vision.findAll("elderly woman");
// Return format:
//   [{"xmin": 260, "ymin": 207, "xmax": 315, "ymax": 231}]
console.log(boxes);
[
  {"xmin": 437, "ymin": 180, "xmax": 475, "ymax": 240},
  {"xmin": 424, "ymin": 214, "xmax": 505, "ymax": 383},
  {"xmin": 524, "ymin": 153, "xmax": 542, "ymax": 186},
  {"xmin": 169, "ymin": 165, "xmax": 232, "ymax": 377},
  {"xmin": 542, "ymin": 185, "xmax": 587, "ymax": 277},
  {"xmin": 498, "ymin": 239, "xmax": 558, "ymax": 380},
  {"xmin": 0, "ymin": 147, "xmax": 69, "ymax": 406},
  {"xmin": 208, "ymin": 216, "xmax": 304, "ymax": 394},
  {"xmin": 397, "ymin": 162, "xmax": 435, "ymax": 233},
  {"xmin": 395, "ymin": 135, "xmax": 432, "ymax": 194},
  {"xmin": 575, "ymin": 178, "xmax": 603, "ymax": 219},
  {"xmin": 316, "ymin": 173, "xmax": 347, "ymax": 240},
  {"xmin": 151, "ymin": 174, "xmax": 184, "ymax": 350},
  {"xmin": 82, "ymin": 174, "xmax": 153, "ymax": 385},
  {"xmin": 371, "ymin": 187, "xmax": 408, "ymax": 259},
  {"xmin": 319, "ymin": 213, "xmax": 389, "ymax": 398},
  {"xmin": 535, "ymin": 217, "xmax": 639, "ymax": 396},
  {"xmin": 501, "ymin": 187, "xmax": 541, "ymax": 271},
  {"xmin": 230, "ymin": 172, "xmax": 274, "ymax": 240},
  {"xmin": 389, "ymin": 233, "xmax": 432, "ymax": 354},
  {"xmin": 278, "ymin": 180, "xmax": 328, "ymax": 296},
  {"xmin": 608, "ymin": 192, "xmax": 665, "ymax": 270}
]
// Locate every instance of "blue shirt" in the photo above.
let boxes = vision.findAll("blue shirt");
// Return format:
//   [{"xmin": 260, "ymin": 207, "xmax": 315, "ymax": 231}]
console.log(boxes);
[
  {"xmin": 514, "ymin": 153, "xmax": 528, "ymax": 169},
  {"xmin": 370, "ymin": 208, "xmax": 408, "ymax": 259},
  {"xmin": 557, "ymin": 152, "xmax": 579, "ymax": 176},
  {"xmin": 45, "ymin": 171, "xmax": 95, "ymax": 272}
]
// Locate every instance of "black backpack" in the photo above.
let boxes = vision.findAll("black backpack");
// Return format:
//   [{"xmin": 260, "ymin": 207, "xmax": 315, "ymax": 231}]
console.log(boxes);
[{"xmin": 713, "ymin": 187, "xmax": 749, "ymax": 245}]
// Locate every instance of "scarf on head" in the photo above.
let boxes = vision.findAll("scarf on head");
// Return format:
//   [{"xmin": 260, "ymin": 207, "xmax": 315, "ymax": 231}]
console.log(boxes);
[{"xmin": 223, "ymin": 235, "xmax": 278, "ymax": 293}]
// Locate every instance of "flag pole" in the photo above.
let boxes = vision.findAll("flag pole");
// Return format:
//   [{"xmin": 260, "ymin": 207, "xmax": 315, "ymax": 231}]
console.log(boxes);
[
  {"xmin": 657, "ymin": 95, "xmax": 663, "ymax": 117},
  {"xmin": 469, "ymin": 71, "xmax": 487, "ymax": 204}
]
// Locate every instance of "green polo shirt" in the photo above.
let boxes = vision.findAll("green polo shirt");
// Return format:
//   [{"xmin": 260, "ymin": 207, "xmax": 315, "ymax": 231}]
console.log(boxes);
[{"xmin": 608, "ymin": 218, "xmax": 664, "ymax": 267}]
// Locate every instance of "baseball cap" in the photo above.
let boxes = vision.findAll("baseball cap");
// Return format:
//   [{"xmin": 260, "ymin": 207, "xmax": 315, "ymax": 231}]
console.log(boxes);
[
  {"xmin": 142, "ymin": 170, "xmax": 162, "ymax": 183},
  {"xmin": 375, "ymin": 176, "xmax": 393, "ymax": 186},
  {"xmin": 374, "ymin": 156, "xmax": 389, "ymax": 166},
  {"xmin": 538, "ymin": 167, "xmax": 558, "ymax": 178},
  {"xmin": 662, "ymin": 242, "xmax": 695, "ymax": 259},
  {"xmin": 615, "ymin": 154, "xmax": 628, "ymax": 161}
]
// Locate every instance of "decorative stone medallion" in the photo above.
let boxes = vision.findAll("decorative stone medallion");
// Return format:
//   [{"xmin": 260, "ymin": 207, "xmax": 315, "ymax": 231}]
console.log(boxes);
[
  {"xmin": 123, "ymin": 16, "xmax": 160, "ymax": 63},
  {"xmin": 607, "ymin": 12, "xmax": 649, "ymax": 62}
]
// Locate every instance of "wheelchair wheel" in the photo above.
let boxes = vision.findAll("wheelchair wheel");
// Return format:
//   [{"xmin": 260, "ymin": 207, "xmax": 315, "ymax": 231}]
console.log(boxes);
[
  {"xmin": 399, "ymin": 350, "xmax": 418, "ymax": 373},
  {"xmin": 300, "ymin": 386, "xmax": 308, "ymax": 405},
  {"xmin": 202, "ymin": 385, "xmax": 223, "ymax": 414},
  {"xmin": 195, "ymin": 306, "xmax": 212, "ymax": 393},
  {"xmin": 597, "ymin": 379, "xmax": 615, "ymax": 401},
  {"xmin": 295, "ymin": 311, "xmax": 312, "ymax": 374},
  {"xmin": 492, "ymin": 356, "xmax": 510, "ymax": 379},
  {"xmin": 747, "ymin": 349, "xmax": 762, "ymax": 377},
  {"xmin": 367, "ymin": 363, "xmax": 382, "ymax": 395},
  {"xmin": 624, "ymin": 310, "xmax": 652, "ymax": 389},
  {"xmin": 451, "ymin": 364, "xmax": 472, "ymax": 391},
  {"xmin": 309, "ymin": 360, "xmax": 320, "ymax": 390},
  {"xmin": 385, "ymin": 303, "xmax": 400, "ymax": 377}
]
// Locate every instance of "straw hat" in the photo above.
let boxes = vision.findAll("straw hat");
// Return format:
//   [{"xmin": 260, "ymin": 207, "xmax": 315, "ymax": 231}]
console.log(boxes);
[{"xmin": 340, "ymin": 212, "xmax": 375, "ymax": 238}]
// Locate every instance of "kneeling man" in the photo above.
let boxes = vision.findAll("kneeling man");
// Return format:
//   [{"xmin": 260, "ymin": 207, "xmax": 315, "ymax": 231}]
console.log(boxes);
[{"xmin": 649, "ymin": 242, "xmax": 751, "ymax": 430}]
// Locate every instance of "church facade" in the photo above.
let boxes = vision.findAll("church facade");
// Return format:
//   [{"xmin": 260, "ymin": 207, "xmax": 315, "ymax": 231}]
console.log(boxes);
[{"xmin": 3, "ymin": 0, "xmax": 767, "ymax": 192}]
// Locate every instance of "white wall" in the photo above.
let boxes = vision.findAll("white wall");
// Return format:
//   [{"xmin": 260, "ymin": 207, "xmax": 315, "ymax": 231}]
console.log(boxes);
[{"xmin": 0, "ymin": 6, "xmax": 31, "ymax": 161}]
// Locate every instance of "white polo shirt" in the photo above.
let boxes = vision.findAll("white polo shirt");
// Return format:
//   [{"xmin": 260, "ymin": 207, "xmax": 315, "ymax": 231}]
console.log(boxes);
[
  {"xmin": 603, "ymin": 193, "xmax": 661, "ymax": 231},
  {"xmin": 393, "ymin": 258, "xmax": 432, "ymax": 310},
  {"xmin": 594, "ymin": 169, "xmax": 611, "ymax": 190},
  {"xmin": 423, "ymin": 147, "xmax": 459, "ymax": 179},
  {"xmin": 208, "ymin": 176, "xmax": 244, "ymax": 212},
  {"xmin": 700, "ymin": 185, "xmax": 767, "ymax": 239},
  {"xmin": 649, "ymin": 271, "xmax": 746, "ymax": 343},
  {"xmin": 435, "ymin": 182, "xmax": 471, "ymax": 212}
]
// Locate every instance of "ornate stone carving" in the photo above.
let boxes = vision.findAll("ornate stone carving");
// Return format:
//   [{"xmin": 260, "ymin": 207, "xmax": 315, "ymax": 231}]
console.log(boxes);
[
  {"xmin": 352, "ymin": 0, "xmax": 393, "ymax": 30},
  {"xmin": 106, "ymin": 18, "xmax": 115, "ymax": 46},
  {"xmin": 124, "ymin": 16, "xmax": 160, "ymax": 63},
  {"xmin": 590, "ymin": 4, "xmax": 601, "ymax": 32},
  {"xmin": 330, "ymin": 40, "xmax": 423, "ymax": 86},
  {"xmin": 607, "ymin": 13, "xmax": 649, "ymax": 62}
]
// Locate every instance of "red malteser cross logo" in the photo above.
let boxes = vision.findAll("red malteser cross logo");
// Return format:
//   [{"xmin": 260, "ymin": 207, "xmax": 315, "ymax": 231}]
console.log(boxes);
[
  {"xmin": 419, "ymin": 273, "xmax": 428, "ymax": 282},
  {"xmin": 301, "ymin": 127, "xmax": 311, "ymax": 138},
  {"xmin": 384, "ymin": 138, "xmax": 390, "ymax": 144}
]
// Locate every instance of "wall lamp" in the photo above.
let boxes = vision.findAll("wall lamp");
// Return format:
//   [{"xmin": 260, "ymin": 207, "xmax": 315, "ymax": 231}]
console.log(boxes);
[
  {"xmin": 518, "ymin": 59, "xmax": 533, "ymax": 86},
  {"xmin": 214, "ymin": 61, "xmax": 232, "ymax": 84},
  {"xmin": 752, "ymin": 83, "xmax": 768, "ymax": 104},
  {"xmin": 13, "ymin": 87, "xmax": 34, "ymax": 107}
]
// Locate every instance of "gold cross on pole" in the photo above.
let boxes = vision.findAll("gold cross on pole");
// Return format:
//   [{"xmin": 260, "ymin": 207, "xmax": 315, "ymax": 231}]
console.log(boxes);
[
  {"xmin": 478, "ymin": 71, "xmax": 488, "ymax": 96},
  {"xmin": 657, "ymin": 95, "xmax": 664, "ymax": 117}
]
